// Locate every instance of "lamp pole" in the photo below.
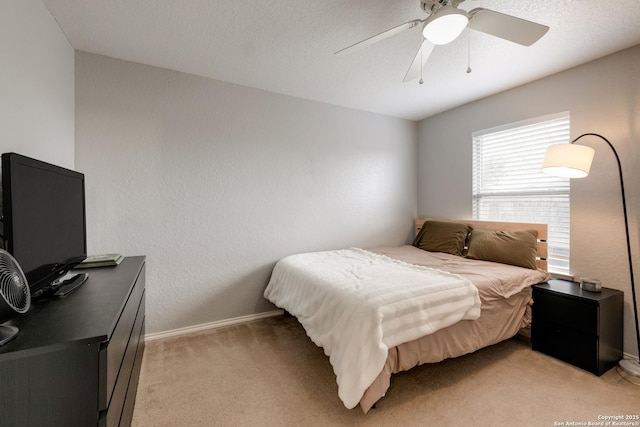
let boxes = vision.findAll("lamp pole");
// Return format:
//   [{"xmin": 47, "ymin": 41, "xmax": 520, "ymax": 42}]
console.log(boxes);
[{"xmin": 571, "ymin": 133, "xmax": 640, "ymax": 368}]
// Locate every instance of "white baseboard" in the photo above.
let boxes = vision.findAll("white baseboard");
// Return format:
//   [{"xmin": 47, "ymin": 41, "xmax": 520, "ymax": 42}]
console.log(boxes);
[{"xmin": 144, "ymin": 310, "xmax": 284, "ymax": 342}]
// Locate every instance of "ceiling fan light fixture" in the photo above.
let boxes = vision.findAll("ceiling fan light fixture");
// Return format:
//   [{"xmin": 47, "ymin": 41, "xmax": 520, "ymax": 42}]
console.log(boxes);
[{"xmin": 422, "ymin": 6, "xmax": 469, "ymax": 45}]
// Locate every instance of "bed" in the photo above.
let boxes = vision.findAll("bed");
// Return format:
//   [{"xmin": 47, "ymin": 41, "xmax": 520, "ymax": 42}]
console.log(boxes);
[{"xmin": 264, "ymin": 218, "xmax": 551, "ymax": 413}]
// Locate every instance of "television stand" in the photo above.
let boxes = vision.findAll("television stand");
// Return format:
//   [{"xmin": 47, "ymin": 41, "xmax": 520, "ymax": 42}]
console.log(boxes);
[{"xmin": 52, "ymin": 272, "xmax": 88, "ymax": 297}]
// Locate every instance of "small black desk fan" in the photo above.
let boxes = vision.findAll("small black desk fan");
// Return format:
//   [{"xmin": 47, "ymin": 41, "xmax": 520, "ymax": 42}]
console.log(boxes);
[{"xmin": 0, "ymin": 249, "xmax": 31, "ymax": 346}]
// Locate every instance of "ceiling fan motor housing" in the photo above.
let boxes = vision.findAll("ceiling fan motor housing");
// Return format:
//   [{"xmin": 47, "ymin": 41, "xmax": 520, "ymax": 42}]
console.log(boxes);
[{"xmin": 421, "ymin": 0, "xmax": 465, "ymax": 14}]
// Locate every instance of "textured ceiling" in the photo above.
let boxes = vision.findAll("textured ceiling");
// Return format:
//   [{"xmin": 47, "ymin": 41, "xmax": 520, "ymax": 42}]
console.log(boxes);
[{"xmin": 42, "ymin": 0, "xmax": 640, "ymax": 121}]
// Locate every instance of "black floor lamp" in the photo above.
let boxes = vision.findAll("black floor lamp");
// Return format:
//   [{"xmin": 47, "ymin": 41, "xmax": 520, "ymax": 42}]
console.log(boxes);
[{"xmin": 541, "ymin": 132, "xmax": 640, "ymax": 382}]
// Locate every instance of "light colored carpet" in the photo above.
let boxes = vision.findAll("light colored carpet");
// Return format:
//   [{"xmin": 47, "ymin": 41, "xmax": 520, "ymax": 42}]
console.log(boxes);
[{"xmin": 132, "ymin": 316, "xmax": 640, "ymax": 426}]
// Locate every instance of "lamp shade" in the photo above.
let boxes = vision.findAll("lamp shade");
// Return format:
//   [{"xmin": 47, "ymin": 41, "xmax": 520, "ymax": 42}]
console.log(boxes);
[
  {"xmin": 422, "ymin": 6, "xmax": 469, "ymax": 45},
  {"xmin": 541, "ymin": 143, "xmax": 595, "ymax": 178}
]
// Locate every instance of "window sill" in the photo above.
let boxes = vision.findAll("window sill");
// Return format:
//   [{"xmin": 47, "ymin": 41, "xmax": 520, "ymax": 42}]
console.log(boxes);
[{"xmin": 547, "ymin": 271, "xmax": 575, "ymax": 282}]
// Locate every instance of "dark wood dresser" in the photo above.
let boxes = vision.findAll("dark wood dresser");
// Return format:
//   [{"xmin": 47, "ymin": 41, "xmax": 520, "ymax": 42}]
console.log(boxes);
[
  {"xmin": 0, "ymin": 256, "xmax": 146, "ymax": 427},
  {"xmin": 531, "ymin": 279, "xmax": 623, "ymax": 376}
]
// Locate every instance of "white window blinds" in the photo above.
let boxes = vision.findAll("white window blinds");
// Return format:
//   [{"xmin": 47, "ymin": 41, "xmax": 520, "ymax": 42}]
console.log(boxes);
[{"xmin": 472, "ymin": 113, "xmax": 571, "ymax": 274}]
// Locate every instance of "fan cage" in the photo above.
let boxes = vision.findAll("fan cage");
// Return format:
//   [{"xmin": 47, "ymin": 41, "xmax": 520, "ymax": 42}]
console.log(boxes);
[{"xmin": 0, "ymin": 251, "xmax": 31, "ymax": 313}]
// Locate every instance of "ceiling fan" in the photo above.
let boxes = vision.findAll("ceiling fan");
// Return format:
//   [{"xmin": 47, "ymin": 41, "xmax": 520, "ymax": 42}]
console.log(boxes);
[{"xmin": 335, "ymin": 0, "xmax": 549, "ymax": 82}]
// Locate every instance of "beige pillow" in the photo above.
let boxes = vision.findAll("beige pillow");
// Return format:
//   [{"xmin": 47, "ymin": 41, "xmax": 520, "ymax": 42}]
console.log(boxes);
[
  {"xmin": 466, "ymin": 229, "xmax": 538, "ymax": 269},
  {"xmin": 412, "ymin": 220, "xmax": 471, "ymax": 256}
]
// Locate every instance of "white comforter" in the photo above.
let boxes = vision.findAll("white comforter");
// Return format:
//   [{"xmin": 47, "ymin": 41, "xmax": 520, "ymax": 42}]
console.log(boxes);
[{"xmin": 263, "ymin": 248, "xmax": 481, "ymax": 409}]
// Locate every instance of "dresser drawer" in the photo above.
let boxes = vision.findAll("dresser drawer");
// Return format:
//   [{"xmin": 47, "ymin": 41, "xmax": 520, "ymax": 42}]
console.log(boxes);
[
  {"xmin": 100, "ymin": 292, "xmax": 145, "ymax": 427},
  {"xmin": 118, "ymin": 318, "xmax": 145, "ymax": 427},
  {"xmin": 533, "ymin": 288, "xmax": 598, "ymax": 336},
  {"xmin": 99, "ymin": 265, "xmax": 146, "ymax": 411},
  {"xmin": 532, "ymin": 319, "xmax": 599, "ymax": 374}
]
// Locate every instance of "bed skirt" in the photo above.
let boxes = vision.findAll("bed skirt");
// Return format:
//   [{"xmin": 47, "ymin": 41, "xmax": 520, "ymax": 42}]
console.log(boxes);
[{"xmin": 359, "ymin": 288, "xmax": 532, "ymax": 412}]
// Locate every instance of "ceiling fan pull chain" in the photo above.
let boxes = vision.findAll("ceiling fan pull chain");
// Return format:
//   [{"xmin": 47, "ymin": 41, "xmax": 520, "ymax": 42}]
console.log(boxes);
[
  {"xmin": 419, "ymin": 43, "xmax": 424, "ymax": 84},
  {"xmin": 466, "ymin": 28, "xmax": 472, "ymax": 74}
]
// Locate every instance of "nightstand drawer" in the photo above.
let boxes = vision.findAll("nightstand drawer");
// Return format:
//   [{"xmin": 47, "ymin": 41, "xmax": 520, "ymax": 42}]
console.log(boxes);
[
  {"xmin": 532, "ymin": 319, "xmax": 599, "ymax": 374},
  {"xmin": 533, "ymin": 288, "xmax": 598, "ymax": 336}
]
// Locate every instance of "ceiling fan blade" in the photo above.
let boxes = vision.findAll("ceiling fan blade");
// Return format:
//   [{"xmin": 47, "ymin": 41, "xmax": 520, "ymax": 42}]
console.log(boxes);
[
  {"xmin": 335, "ymin": 19, "xmax": 424, "ymax": 55},
  {"xmin": 468, "ymin": 8, "xmax": 549, "ymax": 47},
  {"xmin": 403, "ymin": 40, "xmax": 435, "ymax": 83}
]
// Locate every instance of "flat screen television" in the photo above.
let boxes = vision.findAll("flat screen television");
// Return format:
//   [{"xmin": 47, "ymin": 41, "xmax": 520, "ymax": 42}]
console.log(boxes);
[{"xmin": 1, "ymin": 153, "xmax": 87, "ymax": 295}]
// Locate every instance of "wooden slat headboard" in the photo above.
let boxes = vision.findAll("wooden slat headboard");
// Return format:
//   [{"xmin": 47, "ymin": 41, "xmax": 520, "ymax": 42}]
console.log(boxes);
[{"xmin": 416, "ymin": 218, "xmax": 548, "ymax": 271}]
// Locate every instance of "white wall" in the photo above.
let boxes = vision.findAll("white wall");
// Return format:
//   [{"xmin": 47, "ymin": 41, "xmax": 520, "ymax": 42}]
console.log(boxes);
[
  {"xmin": 418, "ymin": 45, "xmax": 640, "ymax": 357},
  {"xmin": 75, "ymin": 52, "xmax": 417, "ymax": 334},
  {"xmin": 0, "ymin": 0, "xmax": 74, "ymax": 168}
]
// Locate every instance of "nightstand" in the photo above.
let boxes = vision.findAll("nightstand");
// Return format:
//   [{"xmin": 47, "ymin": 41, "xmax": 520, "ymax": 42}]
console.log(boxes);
[{"xmin": 531, "ymin": 279, "xmax": 623, "ymax": 376}]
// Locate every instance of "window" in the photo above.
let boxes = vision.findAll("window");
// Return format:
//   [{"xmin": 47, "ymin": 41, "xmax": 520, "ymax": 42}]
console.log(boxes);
[{"xmin": 472, "ymin": 113, "xmax": 570, "ymax": 274}]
